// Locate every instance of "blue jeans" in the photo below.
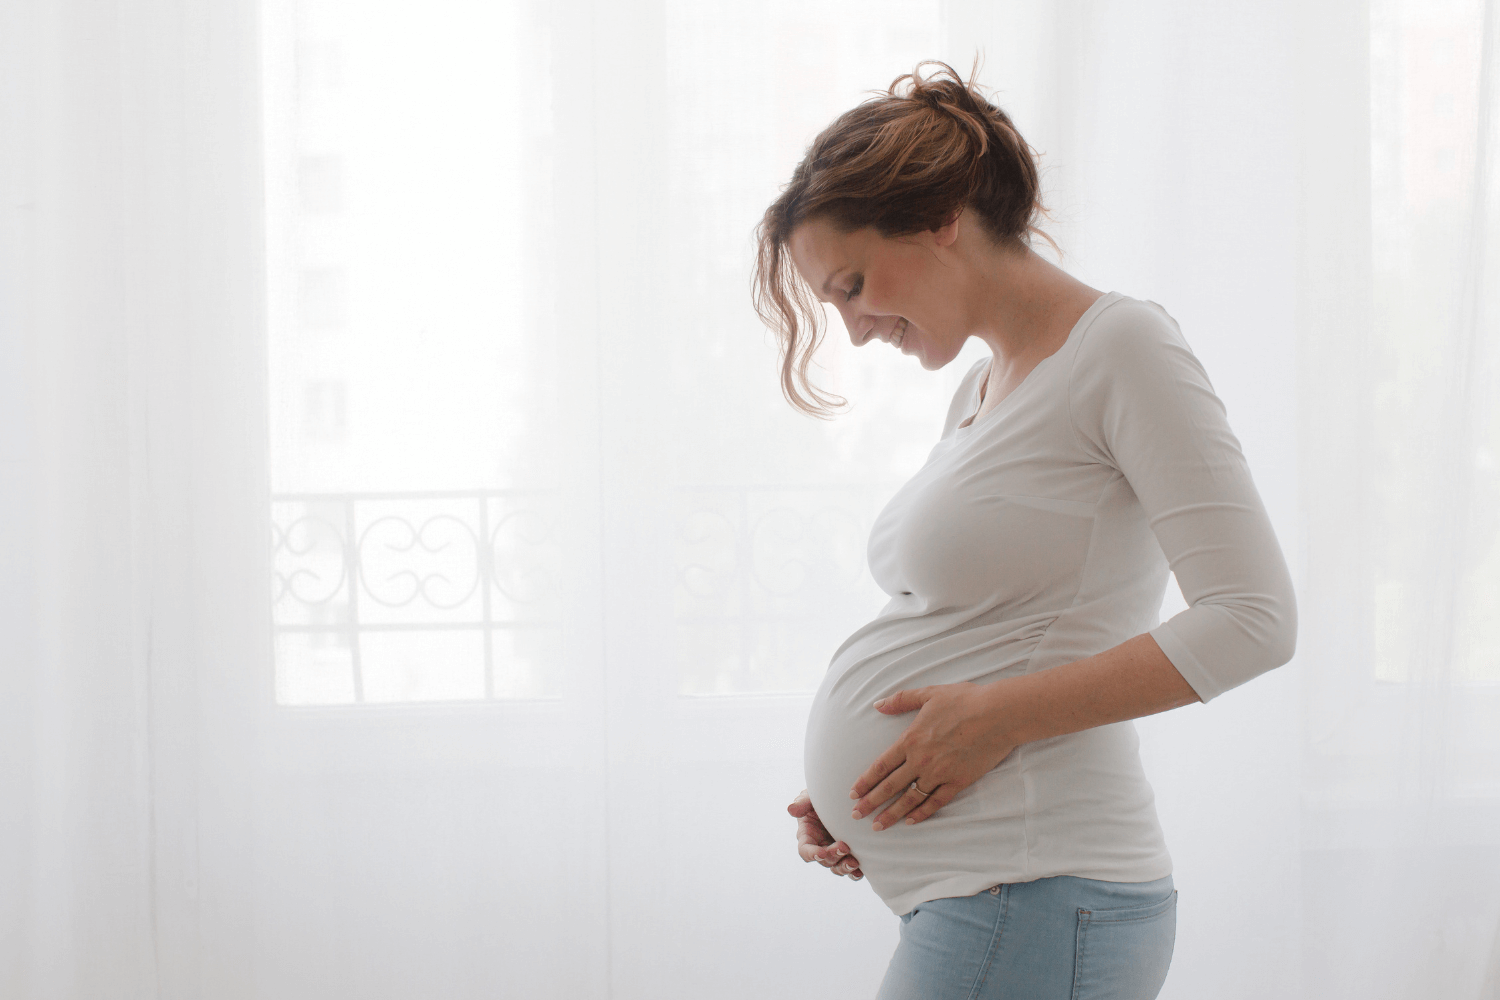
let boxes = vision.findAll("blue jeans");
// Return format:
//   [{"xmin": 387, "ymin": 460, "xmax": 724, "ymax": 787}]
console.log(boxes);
[{"xmin": 876, "ymin": 874, "xmax": 1177, "ymax": 1000}]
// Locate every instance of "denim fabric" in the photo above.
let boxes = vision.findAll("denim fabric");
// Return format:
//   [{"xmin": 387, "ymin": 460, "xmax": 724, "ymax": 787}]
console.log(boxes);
[{"xmin": 875, "ymin": 874, "xmax": 1176, "ymax": 1000}]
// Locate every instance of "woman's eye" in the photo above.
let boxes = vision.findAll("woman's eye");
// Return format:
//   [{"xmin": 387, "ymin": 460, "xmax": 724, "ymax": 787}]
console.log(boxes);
[{"xmin": 845, "ymin": 277, "xmax": 863, "ymax": 302}]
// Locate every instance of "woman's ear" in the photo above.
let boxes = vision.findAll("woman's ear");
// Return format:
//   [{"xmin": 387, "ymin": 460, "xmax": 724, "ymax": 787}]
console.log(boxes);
[{"xmin": 933, "ymin": 207, "xmax": 964, "ymax": 248}]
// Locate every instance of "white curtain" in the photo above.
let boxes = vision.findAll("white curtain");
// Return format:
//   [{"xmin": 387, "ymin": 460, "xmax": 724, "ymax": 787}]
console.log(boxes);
[{"xmin": 2, "ymin": 0, "xmax": 1497, "ymax": 997}]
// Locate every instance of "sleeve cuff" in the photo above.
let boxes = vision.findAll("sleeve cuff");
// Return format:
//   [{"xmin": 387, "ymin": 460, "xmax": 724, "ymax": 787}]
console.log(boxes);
[{"xmin": 1148, "ymin": 620, "xmax": 1223, "ymax": 704}]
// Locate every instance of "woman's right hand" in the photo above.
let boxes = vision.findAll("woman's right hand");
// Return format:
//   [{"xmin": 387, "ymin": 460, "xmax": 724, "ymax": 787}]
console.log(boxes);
[{"xmin": 787, "ymin": 789, "xmax": 863, "ymax": 880}]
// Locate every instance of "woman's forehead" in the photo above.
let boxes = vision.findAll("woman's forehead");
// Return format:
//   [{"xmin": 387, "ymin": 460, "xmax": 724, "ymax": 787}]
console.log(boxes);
[
  {"xmin": 789, "ymin": 219, "xmax": 869, "ymax": 281},
  {"xmin": 789, "ymin": 216, "xmax": 842, "ymax": 259}
]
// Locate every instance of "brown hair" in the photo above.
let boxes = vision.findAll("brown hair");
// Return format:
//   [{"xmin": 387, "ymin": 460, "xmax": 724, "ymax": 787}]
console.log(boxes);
[{"xmin": 752, "ymin": 58, "xmax": 1059, "ymax": 417}]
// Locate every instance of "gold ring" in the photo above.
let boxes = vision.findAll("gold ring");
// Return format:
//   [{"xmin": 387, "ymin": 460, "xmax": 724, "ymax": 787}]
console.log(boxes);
[{"xmin": 911, "ymin": 780, "xmax": 935, "ymax": 797}]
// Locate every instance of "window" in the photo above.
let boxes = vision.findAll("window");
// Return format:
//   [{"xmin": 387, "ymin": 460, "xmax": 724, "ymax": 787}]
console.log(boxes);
[{"xmin": 263, "ymin": 0, "xmax": 562, "ymax": 704}]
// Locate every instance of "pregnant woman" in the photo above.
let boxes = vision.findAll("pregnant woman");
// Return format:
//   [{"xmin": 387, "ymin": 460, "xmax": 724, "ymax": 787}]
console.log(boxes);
[{"xmin": 753, "ymin": 62, "xmax": 1297, "ymax": 999}]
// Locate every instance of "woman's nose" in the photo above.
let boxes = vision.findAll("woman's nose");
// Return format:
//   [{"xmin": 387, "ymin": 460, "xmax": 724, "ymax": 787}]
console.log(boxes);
[{"xmin": 837, "ymin": 306, "xmax": 866, "ymax": 345}]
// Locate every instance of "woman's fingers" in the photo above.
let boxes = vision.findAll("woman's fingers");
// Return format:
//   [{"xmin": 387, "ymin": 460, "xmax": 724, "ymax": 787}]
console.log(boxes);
[
  {"xmin": 789, "ymin": 791, "xmax": 864, "ymax": 878},
  {"xmin": 805, "ymin": 837, "xmax": 852, "ymax": 867},
  {"xmin": 796, "ymin": 807, "xmax": 845, "ymax": 864},
  {"xmin": 796, "ymin": 821, "xmax": 832, "ymax": 862},
  {"xmin": 817, "ymin": 841, "xmax": 862, "ymax": 877},
  {"xmin": 794, "ymin": 824, "xmax": 865, "ymax": 878},
  {"xmin": 873, "ymin": 687, "xmax": 933, "ymax": 715},
  {"xmin": 851, "ymin": 761, "xmax": 920, "ymax": 821},
  {"xmin": 846, "ymin": 688, "xmax": 934, "ymax": 802},
  {"xmin": 830, "ymin": 852, "xmax": 862, "ymax": 877},
  {"xmin": 797, "ymin": 807, "xmax": 832, "ymax": 842},
  {"xmin": 869, "ymin": 781, "xmax": 937, "ymax": 831},
  {"xmin": 903, "ymin": 783, "xmax": 960, "ymax": 826},
  {"xmin": 849, "ymin": 744, "xmax": 907, "ymax": 802}
]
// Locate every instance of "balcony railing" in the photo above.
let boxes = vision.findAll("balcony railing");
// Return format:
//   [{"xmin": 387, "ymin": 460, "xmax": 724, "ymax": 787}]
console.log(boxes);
[
  {"xmin": 270, "ymin": 484, "xmax": 894, "ymax": 704},
  {"xmin": 271, "ymin": 489, "xmax": 561, "ymax": 705}
]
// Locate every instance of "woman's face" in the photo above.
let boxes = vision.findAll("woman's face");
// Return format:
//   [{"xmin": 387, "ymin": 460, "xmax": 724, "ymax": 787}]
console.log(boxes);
[{"xmin": 786, "ymin": 214, "xmax": 967, "ymax": 371}]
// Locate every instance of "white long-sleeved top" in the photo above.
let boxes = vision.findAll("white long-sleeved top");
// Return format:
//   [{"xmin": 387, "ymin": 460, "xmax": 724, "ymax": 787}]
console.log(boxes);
[{"xmin": 803, "ymin": 291, "xmax": 1297, "ymax": 916}]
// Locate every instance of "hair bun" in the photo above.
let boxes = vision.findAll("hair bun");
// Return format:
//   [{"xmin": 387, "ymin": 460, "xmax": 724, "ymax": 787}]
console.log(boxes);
[{"xmin": 894, "ymin": 63, "xmax": 1006, "ymax": 161}]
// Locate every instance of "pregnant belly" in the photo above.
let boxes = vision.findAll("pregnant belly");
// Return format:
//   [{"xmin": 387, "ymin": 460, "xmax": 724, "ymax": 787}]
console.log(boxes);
[
  {"xmin": 803, "ymin": 663, "xmax": 1030, "ymax": 895},
  {"xmin": 802, "ymin": 615, "xmax": 1173, "ymax": 912},
  {"xmin": 803, "ymin": 682, "xmax": 910, "ymax": 842},
  {"xmin": 801, "ymin": 615, "xmax": 1060, "ymax": 901}
]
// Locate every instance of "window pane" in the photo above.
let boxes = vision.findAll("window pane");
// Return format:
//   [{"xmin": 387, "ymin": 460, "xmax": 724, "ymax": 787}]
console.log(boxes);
[{"xmin": 264, "ymin": 0, "xmax": 563, "ymax": 704}]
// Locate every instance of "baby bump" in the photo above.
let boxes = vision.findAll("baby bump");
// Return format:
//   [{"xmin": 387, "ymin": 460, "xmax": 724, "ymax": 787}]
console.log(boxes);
[
  {"xmin": 803, "ymin": 681, "xmax": 909, "ymax": 843},
  {"xmin": 803, "ymin": 620, "xmax": 1053, "ymax": 815},
  {"xmin": 803, "ymin": 672, "xmax": 1029, "ymax": 892}
]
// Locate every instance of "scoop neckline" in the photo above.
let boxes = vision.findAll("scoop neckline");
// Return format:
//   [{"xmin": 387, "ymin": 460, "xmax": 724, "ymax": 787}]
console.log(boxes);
[{"xmin": 955, "ymin": 290, "xmax": 1119, "ymax": 434}]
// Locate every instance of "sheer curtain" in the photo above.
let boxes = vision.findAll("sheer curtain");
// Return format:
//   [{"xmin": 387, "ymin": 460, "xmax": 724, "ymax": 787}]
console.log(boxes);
[
  {"xmin": 2, "ymin": 0, "xmax": 1497, "ymax": 997},
  {"xmin": 1300, "ymin": 0, "xmax": 1500, "ymax": 992}
]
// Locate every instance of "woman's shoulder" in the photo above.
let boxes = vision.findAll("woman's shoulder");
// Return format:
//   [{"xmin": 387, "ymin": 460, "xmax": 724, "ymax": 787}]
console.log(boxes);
[
  {"xmin": 1068, "ymin": 294, "xmax": 1203, "ymax": 388},
  {"xmin": 1074, "ymin": 294, "xmax": 1187, "ymax": 358},
  {"xmin": 1067, "ymin": 293, "xmax": 1222, "ymax": 435}
]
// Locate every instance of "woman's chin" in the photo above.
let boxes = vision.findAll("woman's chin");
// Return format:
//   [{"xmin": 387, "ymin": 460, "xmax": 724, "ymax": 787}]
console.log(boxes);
[
  {"xmin": 914, "ymin": 344, "xmax": 951, "ymax": 371},
  {"xmin": 896, "ymin": 328, "xmax": 953, "ymax": 370},
  {"xmin": 902, "ymin": 336, "xmax": 930, "ymax": 368},
  {"xmin": 926, "ymin": 342, "xmax": 971, "ymax": 371}
]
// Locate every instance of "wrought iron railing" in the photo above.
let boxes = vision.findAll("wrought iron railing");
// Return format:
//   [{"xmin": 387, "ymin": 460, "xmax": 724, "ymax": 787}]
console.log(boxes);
[
  {"xmin": 270, "ymin": 489, "xmax": 561, "ymax": 704},
  {"xmin": 270, "ymin": 484, "xmax": 892, "ymax": 703}
]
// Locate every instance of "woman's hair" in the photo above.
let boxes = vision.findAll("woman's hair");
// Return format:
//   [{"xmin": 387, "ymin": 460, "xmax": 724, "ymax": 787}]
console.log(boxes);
[{"xmin": 752, "ymin": 58, "xmax": 1059, "ymax": 417}]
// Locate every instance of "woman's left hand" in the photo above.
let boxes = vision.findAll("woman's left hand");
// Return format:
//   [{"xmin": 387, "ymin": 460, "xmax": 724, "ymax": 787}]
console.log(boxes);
[{"xmin": 849, "ymin": 681, "xmax": 1019, "ymax": 832}]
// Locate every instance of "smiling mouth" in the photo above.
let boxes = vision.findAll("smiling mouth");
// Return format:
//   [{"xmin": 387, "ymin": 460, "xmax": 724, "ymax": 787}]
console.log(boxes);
[{"xmin": 891, "ymin": 317, "xmax": 909, "ymax": 349}]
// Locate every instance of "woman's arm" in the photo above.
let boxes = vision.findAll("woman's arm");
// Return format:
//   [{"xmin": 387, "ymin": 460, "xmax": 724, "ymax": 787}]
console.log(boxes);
[
  {"xmin": 853, "ymin": 301, "xmax": 1298, "ymax": 831},
  {"xmin": 849, "ymin": 633, "xmax": 1199, "ymax": 831}
]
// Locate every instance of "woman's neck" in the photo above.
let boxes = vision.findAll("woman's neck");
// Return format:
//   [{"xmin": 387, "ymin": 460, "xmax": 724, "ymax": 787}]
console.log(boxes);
[
  {"xmin": 968, "ymin": 247, "xmax": 1099, "ymax": 362},
  {"xmin": 952, "ymin": 246, "xmax": 1102, "ymax": 392}
]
